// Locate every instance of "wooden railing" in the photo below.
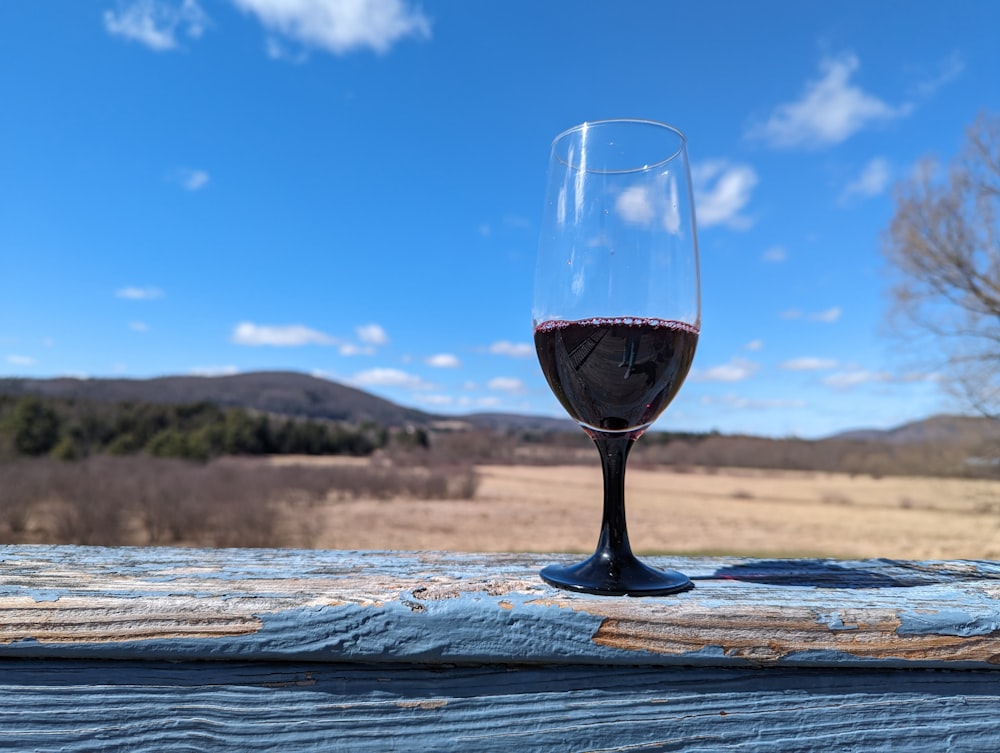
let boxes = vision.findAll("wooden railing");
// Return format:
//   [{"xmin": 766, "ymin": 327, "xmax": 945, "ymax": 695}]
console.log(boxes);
[{"xmin": 2, "ymin": 545, "xmax": 1000, "ymax": 750}]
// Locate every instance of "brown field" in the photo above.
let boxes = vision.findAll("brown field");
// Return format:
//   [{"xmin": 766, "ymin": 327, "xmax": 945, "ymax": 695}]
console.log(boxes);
[
  {"xmin": 5, "ymin": 454, "xmax": 1000, "ymax": 559},
  {"xmin": 294, "ymin": 459, "xmax": 1000, "ymax": 560}
]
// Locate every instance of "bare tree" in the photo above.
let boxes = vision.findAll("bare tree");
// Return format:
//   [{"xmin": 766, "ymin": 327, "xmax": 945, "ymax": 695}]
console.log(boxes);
[{"xmin": 883, "ymin": 112, "xmax": 1000, "ymax": 417}]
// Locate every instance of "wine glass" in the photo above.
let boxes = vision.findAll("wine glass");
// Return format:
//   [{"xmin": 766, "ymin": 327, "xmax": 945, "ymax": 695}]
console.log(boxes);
[{"xmin": 533, "ymin": 119, "xmax": 700, "ymax": 596}]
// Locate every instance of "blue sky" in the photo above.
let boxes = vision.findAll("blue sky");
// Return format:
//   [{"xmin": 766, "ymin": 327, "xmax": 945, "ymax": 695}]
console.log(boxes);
[{"xmin": 2, "ymin": 1, "xmax": 998, "ymax": 438}]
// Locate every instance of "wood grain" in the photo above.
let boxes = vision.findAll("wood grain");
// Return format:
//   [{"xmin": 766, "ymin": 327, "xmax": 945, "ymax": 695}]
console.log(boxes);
[
  {"xmin": 3, "ymin": 546, "xmax": 1000, "ymax": 751},
  {"xmin": 3, "ymin": 546, "xmax": 1000, "ymax": 668}
]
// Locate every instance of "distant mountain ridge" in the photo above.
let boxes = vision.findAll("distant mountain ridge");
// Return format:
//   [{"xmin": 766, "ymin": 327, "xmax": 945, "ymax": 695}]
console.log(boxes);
[
  {"xmin": 0, "ymin": 371, "xmax": 995, "ymax": 443},
  {"xmin": 0, "ymin": 371, "xmax": 576, "ymax": 433},
  {"xmin": 0, "ymin": 371, "xmax": 431, "ymax": 427},
  {"xmin": 828, "ymin": 414, "xmax": 1000, "ymax": 446}
]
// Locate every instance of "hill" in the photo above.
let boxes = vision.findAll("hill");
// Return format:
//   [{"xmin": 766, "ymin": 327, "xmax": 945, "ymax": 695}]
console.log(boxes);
[
  {"xmin": 3, "ymin": 372, "xmax": 999, "ymax": 475},
  {"xmin": 829, "ymin": 414, "xmax": 1000, "ymax": 445},
  {"xmin": 0, "ymin": 371, "xmax": 432, "ymax": 427},
  {"xmin": 0, "ymin": 371, "xmax": 576, "ymax": 434}
]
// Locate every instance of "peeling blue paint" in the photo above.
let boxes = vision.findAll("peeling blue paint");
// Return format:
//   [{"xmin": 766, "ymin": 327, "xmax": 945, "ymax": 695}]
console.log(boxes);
[
  {"xmin": 896, "ymin": 609, "xmax": 1000, "ymax": 637},
  {"xmin": 27, "ymin": 589, "xmax": 61, "ymax": 602},
  {"xmin": 817, "ymin": 611, "xmax": 859, "ymax": 631}
]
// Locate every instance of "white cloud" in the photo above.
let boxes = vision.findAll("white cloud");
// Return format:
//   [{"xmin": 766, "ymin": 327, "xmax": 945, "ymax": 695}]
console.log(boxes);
[
  {"xmin": 780, "ymin": 307, "xmax": 841, "ymax": 323},
  {"xmin": 181, "ymin": 169, "xmax": 210, "ymax": 191},
  {"xmin": 822, "ymin": 369, "xmax": 892, "ymax": 389},
  {"xmin": 840, "ymin": 157, "xmax": 890, "ymax": 202},
  {"xmin": 694, "ymin": 357, "xmax": 759, "ymax": 383},
  {"xmin": 744, "ymin": 339, "xmax": 763, "ymax": 351},
  {"xmin": 700, "ymin": 394, "xmax": 807, "ymax": 410},
  {"xmin": 820, "ymin": 367, "xmax": 939, "ymax": 390},
  {"xmin": 116, "ymin": 286, "xmax": 165, "ymax": 300},
  {"xmin": 6, "ymin": 355, "xmax": 36, "ymax": 366},
  {"xmin": 780, "ymin": 357, "xmax": 838, "ymax": 371},
  {"xmin": 426, "ymin": 353, "xmax": 460, "ymax": 368},
  {"xmin": 810, "ymin": 306, "xmax": 842, "ymax": 323},
  {"xmin": 912, "ymin": 52, "xmax": 965, "ymax": 97},
  {"xmin": 230, "ymin": 0, "xmax": 431, "ymax": 56},
  {"xmin": 615, "ymin": 186, "xmax": 655, "ymax": 225},
  {"xmin": 691, "ymin": 160, "xmax": 758, "ymax": 229},
  {"xmin": 761, "ymin": 245, "xmax": 787, "ymax": 263},
  {"xmin": 487, "ymin": 377, "xmax": 525, "ymax": 393},
  {"xmin": 748, "ymin": 52, "xmax": 912, "ymax": 149},
  {"xmin": 351, "ymin": 367, "xmax": 434, "ymax": 390},
  {"xmin": 416, "ymin": 393, "xmax": 455, "ymax": 406},
  {"xmin": 338, "ymin": 343, "xmax": 374, "ymax": 356},
  {"xmin": 104, "ymin": 0, "xmax": 208, "ymax": 51},
  {"xmin": 489, "ymin": 341, "xmax": 533, "ymax": 358},
  {"xmin": 356, "ymin": 323, "xmax": 389, "ymax": 345},
  {"xmin": 232, "ymin": 321, "xmax": 338, "ymax": 346},
  {"xmin": 190, "ymin": 365, "xmax": 240, "ymax": 376}
]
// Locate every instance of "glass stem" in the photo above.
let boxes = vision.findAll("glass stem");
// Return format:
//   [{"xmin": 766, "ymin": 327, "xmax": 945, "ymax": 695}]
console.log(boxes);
[{"xmin": 593, "ymin": 433, "xmax": 637, "ymax": 566}]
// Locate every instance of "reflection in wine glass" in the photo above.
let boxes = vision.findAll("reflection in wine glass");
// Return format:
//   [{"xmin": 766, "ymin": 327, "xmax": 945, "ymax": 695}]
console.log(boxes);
[{"xmin": 533, "ymin": 120, "xmax": 700, "ymax": 596}]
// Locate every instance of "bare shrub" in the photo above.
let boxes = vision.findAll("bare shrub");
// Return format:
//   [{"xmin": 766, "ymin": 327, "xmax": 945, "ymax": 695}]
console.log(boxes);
[
  {"xmin": 0, "ymin": 454, "xmax": 479, "ymax": 548},
  {"xmin": 46, "ymin": 457, "xmax": 129, "ymax": 546},
  {"xmin": 130, "ymin": 457, "xmax": 211, "ymax": 544},
  {"xmin": 0, "ymin": 459, "xmax": 47, "ymax": 538},
  {"xmin": 195, "ymin": 462, "xmax": 283, "ymax": 549}
]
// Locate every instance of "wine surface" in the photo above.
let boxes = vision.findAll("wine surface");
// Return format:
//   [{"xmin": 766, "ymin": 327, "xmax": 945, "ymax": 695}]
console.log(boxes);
[{"xmin": 534, "ymin": 317, "xmax": 698, "ymax": 435}]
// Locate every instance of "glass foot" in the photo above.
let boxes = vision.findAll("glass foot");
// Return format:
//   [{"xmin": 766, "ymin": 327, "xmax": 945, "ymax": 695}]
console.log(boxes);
[{"xmin": 540, "ymin": 551, "xmax": 693, "ymax": 596}]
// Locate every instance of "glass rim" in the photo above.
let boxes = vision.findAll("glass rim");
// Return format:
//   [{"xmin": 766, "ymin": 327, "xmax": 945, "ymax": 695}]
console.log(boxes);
[{"xmin": 551, "ymin": 118, "xmax": 687, "ymax": 175}]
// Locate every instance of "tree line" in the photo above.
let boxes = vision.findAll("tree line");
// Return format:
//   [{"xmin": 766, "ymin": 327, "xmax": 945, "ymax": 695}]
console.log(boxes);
[{"xmin": 0, "ymin": 394, "xmax": 402, "ymax": 462}]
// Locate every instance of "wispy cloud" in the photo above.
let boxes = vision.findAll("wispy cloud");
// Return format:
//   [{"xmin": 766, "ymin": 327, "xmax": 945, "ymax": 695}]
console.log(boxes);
[
  {"xmin": 616, "ymin": 186, "xmax": 656, "ymax": 225},
  {"xmin": 415, "ymin": 393, "xmax": 502, "ymax": 409},
  {"xmin": 356, "ymin": 323, "xmax": 389, "ymax": 346},
  {"xmin": 6, "ymin": 355, "xmax": 36, "ymax": 366},
  {"xmin": 190, "ymin": 365, "xmax": 240, "ymax": 376},
  {"xmin": 911, "ymin": 52, "xmax": 965, "ymax": 98},
  {"xmin": 747, "ymin": 52, "xmax": 912, "ymax": 149},
  {"xmin": 822, "ymin": 368, "xmax": 939, "ymax": 390},
  {"xmin": 129, "ymin": 321, "xmax": 150, "ymax": 332},
  {"xmin": 693, "ymin": 357, "xmax": 759, "ymax": 383},
  {"xmin": 779, "ymin": 307, "xmax": 842, "ymax": 323},
  {"xmin": 487, "ymin": 377, "xmax": 525, "ymax": 393},
  {"xmin": 761, "ymin": 245, "xmax": 787, "ymax": 263},
  {"xmin": 232, "ymin": 321, "xmax": 338, "ymax": 346},
  {"xmin": 700, "ymin": 394, "xmax": 807, "ymax": 410},
  {"xmin": 338, "ymin": 343, "xmax": 375, "ymax": 356},
  {"xmin": 426, "ymin": 353, "xmax": 460, "ymax": 368},
  {"xmin": 780, "ymin": 357, "xmax": 838, "ymax": 371},
  {"xmin": 104, "ymin": 0, "xmax": 208, "ymax": 51},
  {"xmin": 822, "ymin": 369, "xmax": 892, "ymax": 389},
  {"xmin": 692, "ymin": 160, "xmax": 758, "ymax": 230},
  {"xmin": 489, "ymin": 341, "xmax": 533, "ymax": 358},
  {"xmin": 350, "ymin": 367, "xmax": 434, "ymax": 390},
  {"xmin": 810, "ymin": 306, "xmax": 842, "ymax": 323},
  {"xmin": 116, "ymin": 286, "xmax": 165, "ymax": 300},
  {"xmin": 181, "ymin": 168, "xmax": 210, "ymax": 191},
  {"xmin": 840, "ymin": 157, "xmax": 890, "ymax": 203},
  {"xmin": 231, "ymin": 0, "xmax": 431, "ymax": 57},
  {"xmin": 744, "ymin": 339, "xmax": 763, "ymax": 351}
]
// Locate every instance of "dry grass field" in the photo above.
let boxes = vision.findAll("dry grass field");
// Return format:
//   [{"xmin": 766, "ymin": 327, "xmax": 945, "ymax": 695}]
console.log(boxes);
[
  {"xmin": 5, "ymin": 454, "xmax": 1000, "ymax": 559},
  {"xmin": 303, "ymin": 460, "xmax": 1000, "ymax": 560}
]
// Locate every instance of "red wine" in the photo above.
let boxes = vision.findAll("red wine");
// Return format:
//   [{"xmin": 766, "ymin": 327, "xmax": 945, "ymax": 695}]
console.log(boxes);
[{"xmin": 534, "ymin": 317, "xmax": 698, "ymax": 435}]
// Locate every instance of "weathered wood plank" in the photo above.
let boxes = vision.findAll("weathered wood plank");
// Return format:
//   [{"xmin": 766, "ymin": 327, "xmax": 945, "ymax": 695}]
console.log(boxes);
[
  {"xmin": 2, "ymin": 546, "xmax": 1000, "ymax": 751},
  {"xmin": 2, "ymin": 546, "xmax": 1000, "ymax": 669},
  {"xmin": 2, "ymin": 660, "xmax": 1000, "ymax": 752}
]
